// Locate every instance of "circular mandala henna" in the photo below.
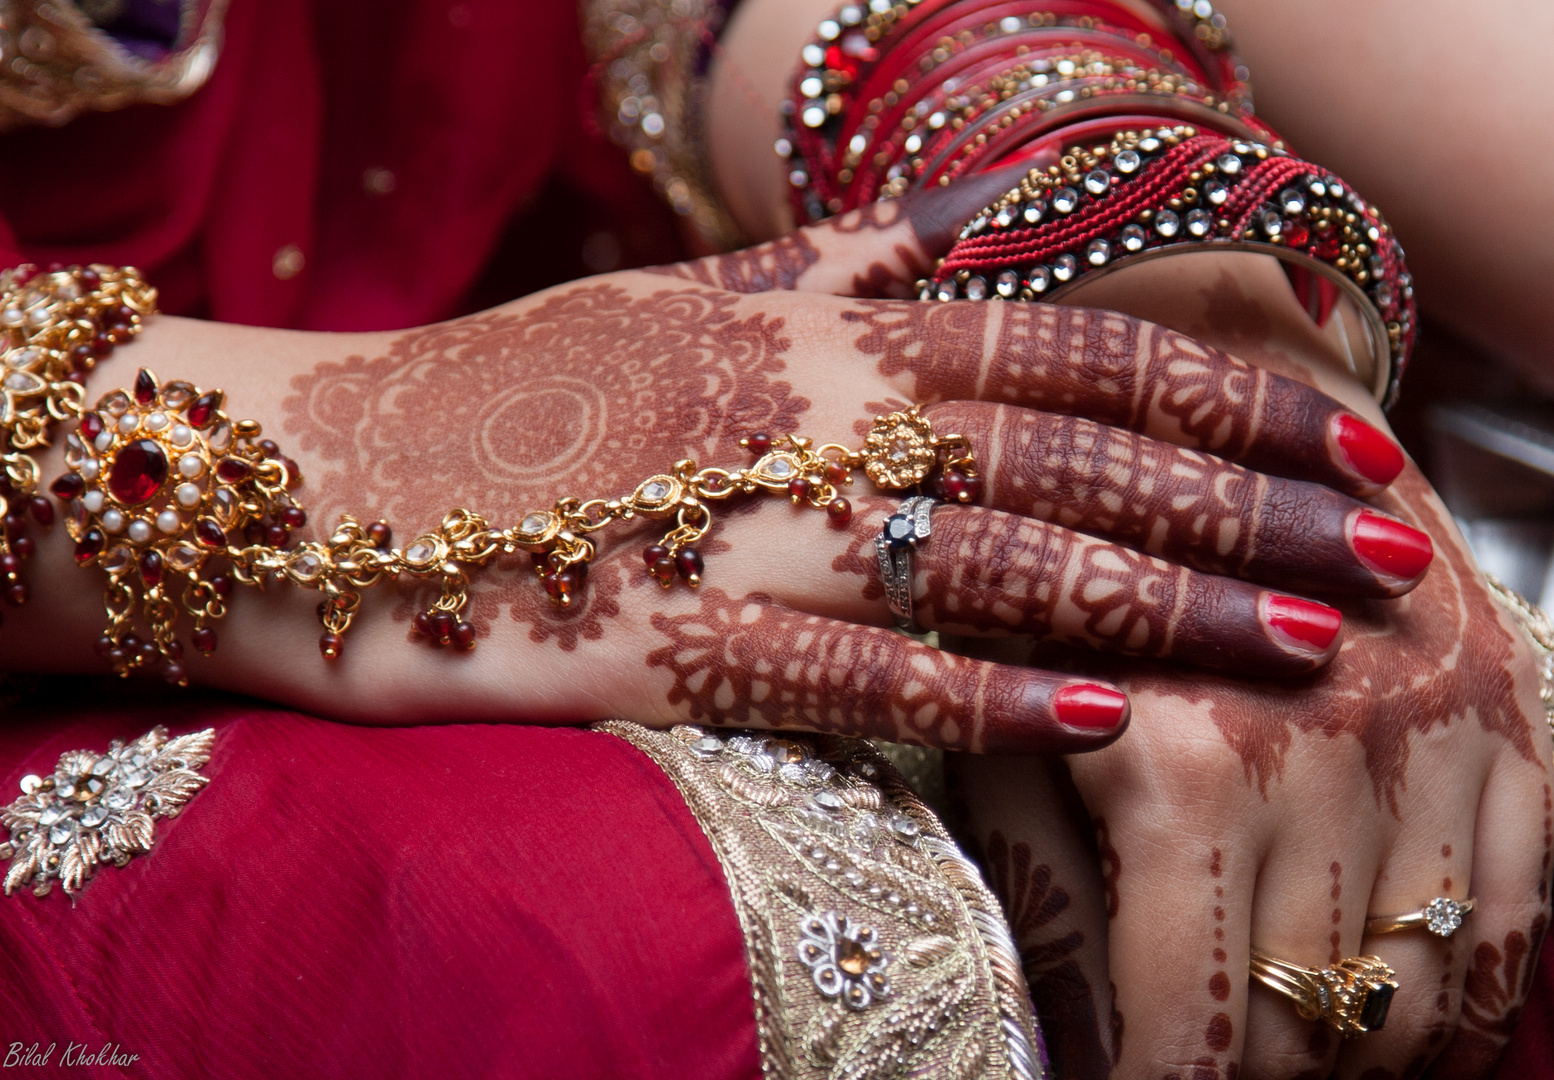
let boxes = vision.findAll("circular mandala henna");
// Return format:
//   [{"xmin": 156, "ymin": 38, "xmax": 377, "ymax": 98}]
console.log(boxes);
[{"xmin": 282, "ymin": 284, "xmax": 810, "ymax": 645}]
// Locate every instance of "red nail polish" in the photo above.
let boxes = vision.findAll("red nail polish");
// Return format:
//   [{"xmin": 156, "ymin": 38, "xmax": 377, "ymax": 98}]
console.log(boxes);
[
  {"xmin": 1333, "ymin": 414, "xmax": 1405, "ymax": 486},
  {"xmin": 1052, "ymin": 684, "xmax": 1129, "ymax": 730},
  {"xmin": 1352, "ymin": 511, "xmax": 1433, "ymax": 580},
  {"xmin": 1263, "ymin": 595, "xmax": 1342, "ymax": 652}
]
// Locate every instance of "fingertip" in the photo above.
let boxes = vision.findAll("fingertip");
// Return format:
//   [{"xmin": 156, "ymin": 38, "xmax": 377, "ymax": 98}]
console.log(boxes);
[
  {"xmin": 1350, "ymin": 509, "xmax": 1434, "ymax": 590},
  {"xmin": 1331, "ymin": 412, "xmax": 1406, "ymax": 489},
  {"xmin": 1048, "ymin": 681, "xmax": 1130, "ymax": 750},
  {"xmin": 902, "ymin": 164, "xmax": 1030, "ymax": 256},
  {"xmin": 1261, "ymin": 593, "xmax": 1343, "ymax": 665}
]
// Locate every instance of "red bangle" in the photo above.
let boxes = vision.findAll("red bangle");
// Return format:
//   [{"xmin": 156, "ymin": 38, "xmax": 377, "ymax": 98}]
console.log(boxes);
[{"xmin": 925, "ymin": 127, "xmax": 1414, "ymax": 405}]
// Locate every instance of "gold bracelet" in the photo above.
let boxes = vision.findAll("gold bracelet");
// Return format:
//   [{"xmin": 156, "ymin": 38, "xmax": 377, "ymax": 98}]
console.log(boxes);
[
  {"xmin": 56, "ymin": 365, "xmax": 977, "ymax": 681},
  {"xmin": 0, "ymin": 264, "xmax": 155, "ymax": 616}
]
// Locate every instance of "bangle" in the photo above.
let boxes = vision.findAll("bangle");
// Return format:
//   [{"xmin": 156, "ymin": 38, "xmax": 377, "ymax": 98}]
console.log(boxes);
[
  {"xmin": 0, "ymin": 264, "xmax": 155, "ymax": 618},
  {"xmin": 54, "ymin": 359, "xmax": 978, "ymax": 680},
  {"xmin": 925, "ymin": 126, "xmax": 1414, "ymax": 406}
]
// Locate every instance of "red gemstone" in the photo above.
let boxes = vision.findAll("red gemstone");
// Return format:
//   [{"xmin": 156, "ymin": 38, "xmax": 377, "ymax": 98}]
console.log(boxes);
[
  {"xmin": 80, "ymin": 413, "xmax": 104, "ymax": 441},
  {"xmin": 650, "ymin": 556, "xmax": 677, "ymax": 583},
  {"xmin": 675, "ymin": 548, "xmax": 704, "ymax": 582},
  {"xmin": 29, "ymin": 496, "xmax": 54, "ymax": 525},
  {"xmin": 195, "ymin": 519, "xmax": 226, "ymax": 548},
  {"xmin": 78, "ymin": 269, "xmax": 100, "ymax": 290},
  {"xmin": 75, "ymin": 528, "xmax": 105, "ymax": 563},
  {"xmin": 139, "ymin": 550, "xmax": 164, "ymax": 587},
  {"xmin": 208, "ymin": 574, "xmax": 233, "ymax": 598},
  {"xmin": 187, "ymin": 391, "xmax": 223, "ymax": 429},
  {"xmin": 824, "ymin": 461, "xmax": 848, "ymax": 485},
  {"xmin": 193, "ymin": 626, "xmax": 218, "ymax": 654},
  {"xmin": 0, "ymin": 553, "xmax": 19, "ymax": 576},
  {"xmin": 4, "ymin": 582, "xmax": 26, "ymax": 607},
  {"xmin": 643, "ymin": 543, "xmax": 669, "ymax": 568},
  {"xmin": 267, "ymin": 524, "xmax": 289, "ymax": 547},
  {"xmin": 432, "ymin": 612, "xmax": 455, "ymax": 640},
  {"xmin": 134, "ymin": 368, "xmax": 157, "ymax": 405},
  {"xmin": 1284, "ymin": 222, "xmax": 1310, "ymax": 248},
  {"xmin": 281, "ymin": 507, "xmax": 306, "ymax": 529},
  {"xmin": 50, "ymin": 472, "xmax": 85, "ymax": 500},
  {"xmin": 71, "ymin": 343, "xmax": 94, "ymax": 365},
  {"xmin": 451, "ymin": 622, "xmax": 476, "ymax": 650},
  {"xmin": 319, "ymin": 632, "xmax": 343, "ymax": 659},
  {"xmin": 92, "ymin": 332, "xmax": 114, "ymax": 358},
  {"xmin": 942, "ymin": 469, "xmax": 982, "ymax": 504},
  {"xmin": 789, "ymin": 476, "xmax": 812, "ymax": 502},
  {"xmin": 106, "ymin": 305, "xmax": 133, "ymax": 330},
  {"xmin": 11, "ymin": 536, "xmax": 32, "ymax": 559},
  {"xmin": 215, "ymin": 457, "xmax": 252, "ymax": 483},
  {"xmin": 108, "ymin": 439, "xmax": 169, "ymax": 505},
  {"xmin": 2, "ymin": 513, "xmax": 21, "ymax": 536},
  {"xmin": 746, "ymin": 433, "xmax": 772, "ymax": 455},
  {"xmin": 366, "ymin": 521, "xmax": 392, "ymax": 548},
  {"xmin": 827, "ymin": 497, "xmax": 853, "ymax": 525}
]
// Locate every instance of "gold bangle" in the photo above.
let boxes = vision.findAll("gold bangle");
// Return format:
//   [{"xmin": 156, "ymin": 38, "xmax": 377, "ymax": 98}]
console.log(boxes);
[{"xmin": 57, "ymin": 363, "xmax": 978, "ymax": 680}]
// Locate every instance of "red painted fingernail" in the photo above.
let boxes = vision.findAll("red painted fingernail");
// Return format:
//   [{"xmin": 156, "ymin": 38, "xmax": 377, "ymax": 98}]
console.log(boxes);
[
  {"xmin": 1263, "ymin": 595, "xmax": 1342, "ymax": 652},
  {"xmin": 1352, "ymin": 511, "xmax": 1434, "ymax": 580},
  {"xmin": 1052, "ymin": 684, "xmax": 1129, "ymax": 730},
  {"xmin": 1333, "ymin": 414, "xmax": 1405, "ymax": 486}
]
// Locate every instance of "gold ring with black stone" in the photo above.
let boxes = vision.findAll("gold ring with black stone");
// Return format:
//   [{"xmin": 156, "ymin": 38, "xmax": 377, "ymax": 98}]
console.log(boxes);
[{"xmin": 1248, "ymin": 946, "xmax": 1398, "ymax": 1037}]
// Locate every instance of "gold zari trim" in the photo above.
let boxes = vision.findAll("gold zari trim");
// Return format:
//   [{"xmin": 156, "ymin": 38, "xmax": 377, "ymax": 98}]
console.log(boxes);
[
  {"xmin": 0, "ymin": 0, "xmax": 229, "ymax": 132},
  {"xmin": 599, "ymin": 721, "xmax": 1043, "ymax": 1080}
]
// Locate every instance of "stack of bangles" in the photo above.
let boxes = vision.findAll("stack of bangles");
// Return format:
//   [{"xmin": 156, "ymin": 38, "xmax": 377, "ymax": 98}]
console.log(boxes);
[{"xmin": 778, "ymin": 0, "xmax": 1415, "ymax": 406}]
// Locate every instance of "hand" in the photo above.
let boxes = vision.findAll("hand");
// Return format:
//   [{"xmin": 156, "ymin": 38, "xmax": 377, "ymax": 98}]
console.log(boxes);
[
  {"xmin": 7, "ymin": 207, "xmax": 1418, "ymax": 758},
  {"xmin": 954, "ymin": 255, "xmax": 1553, "ymax": 1079}
]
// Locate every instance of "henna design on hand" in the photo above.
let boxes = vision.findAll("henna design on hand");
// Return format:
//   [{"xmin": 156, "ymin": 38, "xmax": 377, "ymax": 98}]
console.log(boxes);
[
  {"xmin": 646, "ymin": 232, "xmax": 823, "ymax": 293},
  {"xmin": 282, "ymin": 284, "xmax": 809, "ymax": 644},
  {"xmin": 924, "ymin": 401, "xmax": 1421, "ymax": 596},
  {"xmin": 845, "ymin": 300, "xmax": 1393, "ymax": 495},
  {"xmin": 1095, "ymin": 815, "xmax": 1121, "ymax": 920},
  {"xmin": 983, "ymin": 830, "xmax": 1117, "ymax": 1080},
  {"xmin": 1114, "ymin": 471, "xmax": 1538, "ymax": 809},
  {"xmin": 645, "ymin": 587, "xmax": 1116, "ymax": 751}
]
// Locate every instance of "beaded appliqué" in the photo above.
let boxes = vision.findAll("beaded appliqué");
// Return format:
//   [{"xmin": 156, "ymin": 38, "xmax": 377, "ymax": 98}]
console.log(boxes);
[
  {"xmin": 599, "ymin": 722, "xmax": 1042, "ymax": 1080},
  {"xmin": 1, "ymin": 725, "xmax": 213, "ymax": 896}
]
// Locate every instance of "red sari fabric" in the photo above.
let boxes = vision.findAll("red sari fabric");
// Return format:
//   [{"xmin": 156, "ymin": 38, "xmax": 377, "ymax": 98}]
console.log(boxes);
[{"xmin": 0, "ymin": 699, "xmax": 760, "ymax": 1077}]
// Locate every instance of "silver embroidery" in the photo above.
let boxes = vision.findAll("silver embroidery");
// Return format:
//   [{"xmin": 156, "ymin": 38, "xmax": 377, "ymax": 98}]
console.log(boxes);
[
  {"xmin": 598, "ymin": 721, "xmax": 1042, "ymax": 1080},
  {"xmin": 1, "ymin": 725, "xmax": 214, "ymax": 896}
]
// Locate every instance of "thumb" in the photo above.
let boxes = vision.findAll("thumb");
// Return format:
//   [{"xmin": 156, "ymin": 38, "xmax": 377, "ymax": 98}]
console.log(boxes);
[{"xmin": 653, "ymin": 164, "xmax": 1026, "ymax": 298}]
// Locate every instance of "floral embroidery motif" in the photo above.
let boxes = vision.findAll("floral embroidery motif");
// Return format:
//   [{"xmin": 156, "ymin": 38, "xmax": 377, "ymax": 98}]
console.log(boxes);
[
  {"xmin": 599, "ymin": 721, "xmax": 1042, "ymax": 1080},
  {"xmin": 1, "ymin": 726, "xmax": 214, "ymax": 896},
  {"xmin": 798, "ymin": 910, "xmax": 891, "ymax": 1009}
]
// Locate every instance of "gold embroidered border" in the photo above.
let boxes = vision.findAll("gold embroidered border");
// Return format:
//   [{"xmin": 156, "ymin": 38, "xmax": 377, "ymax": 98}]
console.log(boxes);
[
  {"xmin": 0, "ymin": 0, "xmax": 229, "ymax": 133},
  {"xmin": 599, "ymin": 721, "xmax": 1043, "ymax": 1080}
]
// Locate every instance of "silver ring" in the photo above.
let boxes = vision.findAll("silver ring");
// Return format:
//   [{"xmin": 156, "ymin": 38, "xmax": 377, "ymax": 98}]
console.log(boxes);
[{"xmin": 875, "ymin": 496, "xmax": 937, "ymax": 632}]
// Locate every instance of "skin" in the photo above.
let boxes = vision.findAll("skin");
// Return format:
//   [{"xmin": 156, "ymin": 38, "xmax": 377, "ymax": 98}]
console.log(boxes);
[{"xmin": 4, "ymin": 201, "xmax": 1399, "ymax": 755}]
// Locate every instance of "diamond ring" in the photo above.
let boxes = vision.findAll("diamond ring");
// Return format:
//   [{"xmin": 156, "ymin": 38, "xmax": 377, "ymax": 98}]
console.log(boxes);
[{"xmin": 1364, "ymin": 896, "xmax": 1475, "ymax": 939}]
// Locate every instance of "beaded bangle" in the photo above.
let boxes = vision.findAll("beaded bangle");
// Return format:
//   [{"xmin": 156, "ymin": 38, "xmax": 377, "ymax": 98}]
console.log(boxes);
[
  {"xmin": 0, "ymin": 264, "xmax": 155, "ymax": 621},
  {"xmin": 926, "ymin": 126, "xmax": 1414, "ymax": 405}
]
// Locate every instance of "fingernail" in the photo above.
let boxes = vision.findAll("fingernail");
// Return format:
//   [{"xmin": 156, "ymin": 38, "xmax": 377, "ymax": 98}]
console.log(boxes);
[
  {"xmin": 1352, "ymin": 511, "xmax": 1434, "ymax": 580},
  {"xmin": 1263, "ymin": 594, "xmax": 1343, "ymax": 653},
  {"xmin": 1332, "ymin": 414, "xmax": 1405, "ymax": 486},
  {"xmin": 1052, "ymin": 684, "xmax": 1129, "ymax": 730}
]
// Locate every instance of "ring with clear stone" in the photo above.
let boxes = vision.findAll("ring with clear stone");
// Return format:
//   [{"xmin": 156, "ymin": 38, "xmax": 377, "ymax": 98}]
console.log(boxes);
[
  {"xmin": 1364, "ymin": 896, "xmax": 1475, "ymax": 939},
  {"xmin": 874, "ymin": 496, "xmax": 937, "ymax": 633}
]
